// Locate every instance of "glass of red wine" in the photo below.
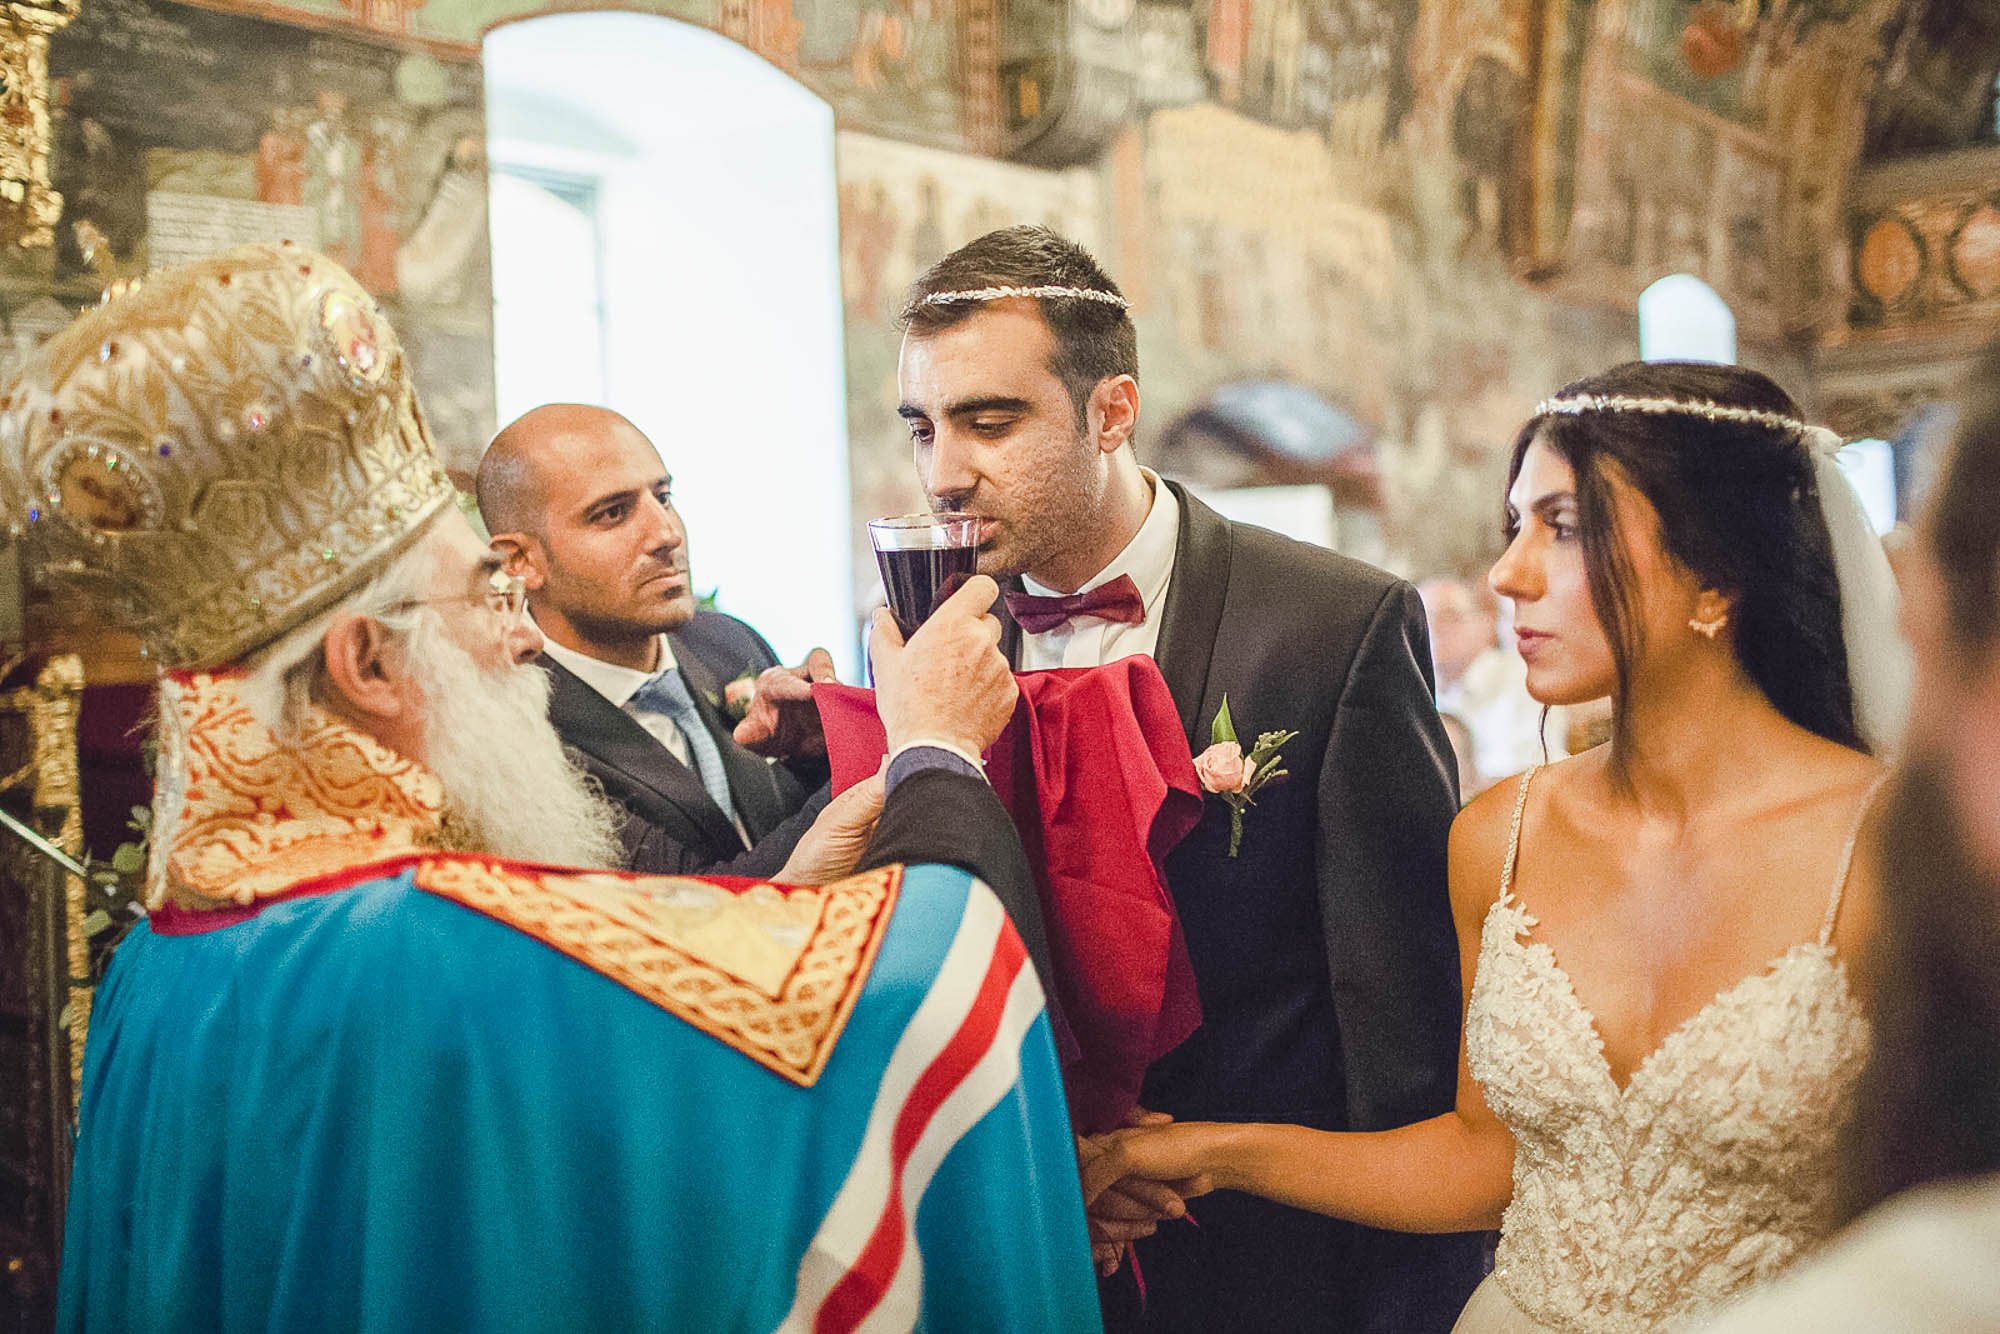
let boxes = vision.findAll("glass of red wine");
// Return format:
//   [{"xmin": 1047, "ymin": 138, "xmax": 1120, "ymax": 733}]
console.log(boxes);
[{"xmin": 869, "ymin": 513, "xmax": 980, "ymax": 639}]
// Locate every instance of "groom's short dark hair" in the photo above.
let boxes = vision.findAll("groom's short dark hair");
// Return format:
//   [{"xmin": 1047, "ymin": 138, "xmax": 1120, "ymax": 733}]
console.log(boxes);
[{"xmin": 900, "ymin": 226, "xmax": 1138, "ymax": 430}]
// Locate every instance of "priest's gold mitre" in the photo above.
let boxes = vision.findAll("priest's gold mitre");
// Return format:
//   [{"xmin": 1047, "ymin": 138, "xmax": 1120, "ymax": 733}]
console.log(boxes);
[{"xmin": 0, "ymin": 242, "xmax": 455, "ymax": 668}]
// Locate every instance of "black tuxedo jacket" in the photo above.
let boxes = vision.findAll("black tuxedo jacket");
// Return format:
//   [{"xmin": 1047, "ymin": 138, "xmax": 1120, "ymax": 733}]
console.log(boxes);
[
  {"xmin": 541, "ymin": 611, "xmax": 828, "ymax": 879},
  {"xmin": 1008, "ymin": 483, "xmax": 1482, "ymax": 1334}
]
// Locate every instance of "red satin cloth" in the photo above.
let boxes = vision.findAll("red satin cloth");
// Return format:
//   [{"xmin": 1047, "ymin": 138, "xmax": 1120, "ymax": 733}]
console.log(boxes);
[{"xmin": 815, "ymin": 660, "xmax": 1204, "ymax": 1133}]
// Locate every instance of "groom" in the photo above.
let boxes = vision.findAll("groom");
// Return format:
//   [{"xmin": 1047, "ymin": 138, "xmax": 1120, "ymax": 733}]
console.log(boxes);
[{"xmin": 896, "ymin": 228, "xmax": 1482, "ymax": 1332}]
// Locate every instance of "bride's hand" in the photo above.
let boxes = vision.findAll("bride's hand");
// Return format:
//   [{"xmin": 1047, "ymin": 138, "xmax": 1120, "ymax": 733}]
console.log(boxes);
[
  {"xmin": 1080, "ymin": 1122, "xmax": 1224, "ymax": 1210},
  {"xmin": 1079, "ymin": 1109, "xmax": 1201, "ymax": 1274}
]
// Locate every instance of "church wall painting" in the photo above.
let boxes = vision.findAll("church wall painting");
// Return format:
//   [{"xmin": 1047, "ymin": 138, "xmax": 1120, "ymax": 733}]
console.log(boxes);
[
  {"xmin": 22, "ymin": 0, "xmax": 496, "ymax": 465},
  {"xmin": 152, "ymin": 0, "xmax": 978, "ymax": 151},
  {"xmin": 1614, "ymin": 0, "xmax": 1870, "ymax": 130},
  {"xmin": 3, "ymin": 0, "xmax": 1914, "ymax": 587}
]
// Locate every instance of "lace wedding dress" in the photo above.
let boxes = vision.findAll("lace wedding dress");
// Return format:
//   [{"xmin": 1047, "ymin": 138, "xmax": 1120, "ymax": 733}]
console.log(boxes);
[{"xmin": 1452, "ymin": 768, "xmax": 1873, "ymax": 1333}]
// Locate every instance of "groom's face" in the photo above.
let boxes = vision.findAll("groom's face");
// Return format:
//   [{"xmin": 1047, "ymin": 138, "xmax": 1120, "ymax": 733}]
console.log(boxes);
[{"xmin": 898, "ymin": 301, "xmax": 1106, "ymax": 582}]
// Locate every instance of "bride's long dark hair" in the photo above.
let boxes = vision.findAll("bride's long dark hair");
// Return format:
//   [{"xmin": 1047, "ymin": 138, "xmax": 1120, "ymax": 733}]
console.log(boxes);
[{"xmin": 1507, "ymin": 361, "xmax": 1864, "ymax": 754}]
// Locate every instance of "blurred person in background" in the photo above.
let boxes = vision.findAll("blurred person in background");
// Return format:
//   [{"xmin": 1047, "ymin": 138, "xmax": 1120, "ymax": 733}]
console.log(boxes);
[
  {"xmin": 1696, "ymin": 339, "xmax": 2000, "ymax": 1334},
  {"xmin": 1440, "ymin": 712, "xmax": 1480, "ymax": 803},
  {"xmin": 1420, "ymin": 576, "xmax": 1562, "ymax": 789}
]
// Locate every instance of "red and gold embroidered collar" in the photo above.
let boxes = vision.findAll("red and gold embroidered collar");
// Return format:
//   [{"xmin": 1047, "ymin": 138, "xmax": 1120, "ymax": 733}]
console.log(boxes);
[{"xmin": 153, "ymin": 670, "xmax": 456, "ymax": 911}]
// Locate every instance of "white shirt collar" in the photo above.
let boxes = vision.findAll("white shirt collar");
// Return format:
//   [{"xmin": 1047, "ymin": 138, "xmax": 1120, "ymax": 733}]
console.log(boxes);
[
  {"xmin": 537, "ymin": 625, "xmax": 679, "ymax": 710},
  {"xmin": 1019, "ymin": 467, "xmax": 1179, "ymax": 615}
]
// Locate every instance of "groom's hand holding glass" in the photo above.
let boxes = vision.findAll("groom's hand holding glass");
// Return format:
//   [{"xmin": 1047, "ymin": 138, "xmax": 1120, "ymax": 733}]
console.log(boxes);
[{"xmin": 870, "ymin": 572, "xmax": 1017, "ymax": 760}]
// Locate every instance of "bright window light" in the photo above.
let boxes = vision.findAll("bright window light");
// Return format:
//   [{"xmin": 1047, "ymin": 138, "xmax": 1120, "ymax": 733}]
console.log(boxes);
[
  {"xmin": 1835, "ymin": 437, "xmax": 1897, "ymax": 535},
  {"xmin": 1639, "ymin": 273, "xmax": 1736, "ymax": 364},
  {"xmin": 489, "ymin": 169, "xmax": 607, "ymax": 423}
]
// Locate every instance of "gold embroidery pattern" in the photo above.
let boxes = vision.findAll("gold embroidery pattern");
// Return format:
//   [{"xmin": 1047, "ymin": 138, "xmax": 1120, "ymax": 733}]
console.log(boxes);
[
  {"xmin": 0, "ymin": 243, "xmax": 454, "ymax": 669},
  {"xmin": 160, "ymin": 671, "xmax": 448, "ymax": 910},
  {"xmin": 414, "ymin": 858, "xmax": 903, "ymax": 1088}
]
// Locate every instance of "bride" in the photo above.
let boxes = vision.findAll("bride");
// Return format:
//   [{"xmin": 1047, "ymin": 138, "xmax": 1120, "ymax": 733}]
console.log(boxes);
[{"xmin": 1081, "ymin": 362, "xmax": 1910, "ymax": 1331}]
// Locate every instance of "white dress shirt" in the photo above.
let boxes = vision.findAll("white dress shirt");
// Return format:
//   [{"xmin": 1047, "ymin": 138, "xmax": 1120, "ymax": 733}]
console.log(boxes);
[
  {"xmin": 1017, "ymin": 469, "xmax": 1181, "ymax": 671},
  {"xmin": 541, "ymin": 632, "xmax": 692, "ymax": 766},
  {"xmin": 539, "ymin": 630, "xmax": 750, "ymax": 846}
]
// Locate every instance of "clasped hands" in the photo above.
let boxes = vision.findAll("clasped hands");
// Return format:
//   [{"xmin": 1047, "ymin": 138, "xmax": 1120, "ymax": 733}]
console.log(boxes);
[{"xmin": 1077, "ymin": 1110, "xmax": 1217, "ymax": 1277}]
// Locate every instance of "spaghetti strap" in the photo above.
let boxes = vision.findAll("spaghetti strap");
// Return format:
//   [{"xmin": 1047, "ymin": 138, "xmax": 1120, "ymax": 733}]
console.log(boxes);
[
  {"xmin": 1498, "ymin": 765, "xmax": 1540, "ymax": 905},
  {"xmin": 1819, "ymin": 775, "xmax": 1889, "ymax": 948}
]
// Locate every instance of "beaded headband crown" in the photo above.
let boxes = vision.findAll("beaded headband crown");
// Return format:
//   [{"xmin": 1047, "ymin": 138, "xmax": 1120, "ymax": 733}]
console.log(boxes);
[
  {"xmin": 0, "ymin": 242, "xmax": 454, "ymax": 669},
  {"xmin": 918, "ymin": 283, "xmax": 1131, "ymax": 312},
  {"xmin": 1532, "ymin": 393, "xmax": 1843, "ymax": 456}
]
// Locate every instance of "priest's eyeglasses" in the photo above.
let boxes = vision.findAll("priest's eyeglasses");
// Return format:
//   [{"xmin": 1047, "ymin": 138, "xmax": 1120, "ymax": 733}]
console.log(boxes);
[{"xmin": 383, "ymin": 570, "xmax": 528, "ymax": 624}]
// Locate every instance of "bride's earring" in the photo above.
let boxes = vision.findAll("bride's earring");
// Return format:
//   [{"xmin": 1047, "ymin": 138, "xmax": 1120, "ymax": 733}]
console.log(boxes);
[{"xmin": 1689, "ymin": 610, "xmax": 1727, "ymax": 639}]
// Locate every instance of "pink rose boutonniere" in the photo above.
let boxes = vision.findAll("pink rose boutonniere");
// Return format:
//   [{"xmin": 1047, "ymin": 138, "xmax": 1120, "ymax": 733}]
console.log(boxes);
[
  {"xmin": 721, "ymin": 671, "xmax": 758, "ymax": 722},
  {"xmin": 1193, "ymin": 695, "xmax": 1298, "ymax": 857}
]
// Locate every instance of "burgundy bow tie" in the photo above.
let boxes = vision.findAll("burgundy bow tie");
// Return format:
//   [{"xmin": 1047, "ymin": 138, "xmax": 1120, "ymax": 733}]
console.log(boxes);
[{"xmin": 1004, "ymin": 574, "xmax": 1147, "ymax": 635}]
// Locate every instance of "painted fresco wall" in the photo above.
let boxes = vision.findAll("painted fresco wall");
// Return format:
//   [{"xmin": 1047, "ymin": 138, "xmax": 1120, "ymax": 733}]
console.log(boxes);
[
  {"xmin": 25, "ymin": 0, "xmax": 497, "ymax": 464},
  {"xmin": 13, "ymin": 0, "xmax": 1912, "ymax": 586},
  {"xmin": 833, "ymin": 0, "xmax": 1892, "ymax": 579}
]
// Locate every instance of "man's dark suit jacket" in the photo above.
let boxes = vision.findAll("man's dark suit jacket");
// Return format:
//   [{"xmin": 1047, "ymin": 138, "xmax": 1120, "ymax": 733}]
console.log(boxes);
[
  {"xmin": 1009, "ymin": 483, "xmax": 1483, "ymax": 1334},
  {"xmin": 541, "ymin": 611, "xmax": 829, "ymax": 879}
]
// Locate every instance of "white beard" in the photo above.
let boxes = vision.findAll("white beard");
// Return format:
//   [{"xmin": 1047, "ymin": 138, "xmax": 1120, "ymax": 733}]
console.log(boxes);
[{"xmin": 407, "ymin": 616, "xmax": 624, "ymax": 868}]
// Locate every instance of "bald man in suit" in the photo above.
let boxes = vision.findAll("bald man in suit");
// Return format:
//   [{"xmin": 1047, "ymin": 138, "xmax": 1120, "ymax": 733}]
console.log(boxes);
[{"xmin": 477, "ymin": 405, "xmax": 837, "ymax": 878}]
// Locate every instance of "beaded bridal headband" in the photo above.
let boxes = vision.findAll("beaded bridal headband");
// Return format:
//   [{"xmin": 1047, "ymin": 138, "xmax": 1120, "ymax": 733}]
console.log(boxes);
[
  {"xmin": 1532, "ymin": 393, "xmax": 1844, "ymax": 456},
  {"xmin": 918, "ymin": 284, "xmax": 1131, "ymax": 311}
]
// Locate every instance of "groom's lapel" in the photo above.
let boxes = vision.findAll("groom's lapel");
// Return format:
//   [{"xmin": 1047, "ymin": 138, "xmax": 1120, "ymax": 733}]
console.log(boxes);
[
  {"xmin": 1152, "ymin": 480, "xmax": 1232, "ymax": 748},
  {"xmin": 998, "ymin": 575, "xmax": 1025, "ymax": 667}
]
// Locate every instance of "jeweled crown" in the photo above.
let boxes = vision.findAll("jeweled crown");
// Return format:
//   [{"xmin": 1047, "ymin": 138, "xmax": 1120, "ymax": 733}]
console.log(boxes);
[{"xmin": 0, "ymin": 242, "xmax": 455, "ymax": 668}]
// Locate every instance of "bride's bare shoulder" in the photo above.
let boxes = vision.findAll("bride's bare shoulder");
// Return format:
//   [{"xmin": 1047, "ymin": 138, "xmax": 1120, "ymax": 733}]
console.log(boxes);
[
  {"xmin": 1793, "ymin": 731, "xmax": 1887, "ymax": 795},
  {"xmin": 1448, "ymin": 752, "xmax": 1603, "ymax": 918}
]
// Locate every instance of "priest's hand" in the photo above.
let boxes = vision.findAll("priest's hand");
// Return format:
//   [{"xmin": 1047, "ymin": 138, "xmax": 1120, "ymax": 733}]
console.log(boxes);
[
  {"xmin": 870, "ymin": 575, "xmax": 1016, "ymax": 757},
  {"xmin": 733, "ymin": 648, "xmax": 837, "ymax": 758},
  {"xmin": 776, "ymin": 771, "xmax": 884, "ymax": 884}
]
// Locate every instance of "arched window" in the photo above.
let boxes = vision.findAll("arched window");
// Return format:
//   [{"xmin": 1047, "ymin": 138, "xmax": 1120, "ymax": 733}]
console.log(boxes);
[
  {"xmin": 485, "ymin": 14, "xmax": 856, "ymax": 672},
  {"xmin": 1638, "ymin": 273, "xmax": 1736, "ymax": 364}
]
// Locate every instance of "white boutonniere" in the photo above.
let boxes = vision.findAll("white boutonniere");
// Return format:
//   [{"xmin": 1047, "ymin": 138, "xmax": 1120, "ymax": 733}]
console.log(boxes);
[{"xmin": 1192, "ymin": 695, "xmax": 1297, "ymax": 858}]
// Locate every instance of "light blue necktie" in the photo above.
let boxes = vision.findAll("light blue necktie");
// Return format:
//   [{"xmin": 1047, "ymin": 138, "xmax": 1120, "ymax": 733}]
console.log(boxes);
[{"xmin": 628, "ymin": 666, "xmax": 741, "ymax": 829}]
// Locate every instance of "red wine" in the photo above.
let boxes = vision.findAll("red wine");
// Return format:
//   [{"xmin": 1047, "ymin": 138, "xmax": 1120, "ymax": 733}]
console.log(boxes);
[{"xmin": 876, "ymin": 544, "xmax": 976, "ymax": 639}]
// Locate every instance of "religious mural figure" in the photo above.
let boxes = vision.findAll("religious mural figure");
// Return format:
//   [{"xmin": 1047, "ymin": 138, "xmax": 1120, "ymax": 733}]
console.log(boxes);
[
  {"xmin": 305, "ymin": 89, "xmax": 361, "ymax": 266},
  {"xmin": 395, "ymin": 133, "xmax": 486, "ymax": 307},
  {"xmin": 852, "ymin": 0, "xmax": 945, "ymax": 93},
  {"xmin": 356, "ymin": 112, "xmax": 406, "ymax": 294},
  {"xmin": 256, "ymin": 107, "xmax": 307, "ymax": 207},
  {"xmin": 1206, "ymin": 0, "xmax": 1253, "ymax": 103},
  {"xmin": 1451, "ymin": 53, "xmax": 1527, "ymax": 259},
  {"xmin": 839, "ymin": 180, "xmax": 898, "ymax": 323}
]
